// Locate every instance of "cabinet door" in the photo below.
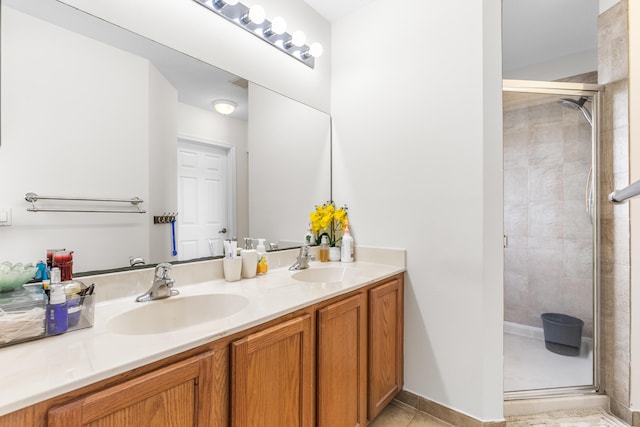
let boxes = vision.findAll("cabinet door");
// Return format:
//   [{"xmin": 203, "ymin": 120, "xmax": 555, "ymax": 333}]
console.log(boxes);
[
  {"xmin": 368, "ymin": 276, "xmax": 404, "ymax": 420},
  {"xmin": 231, "ymin": 315, "xmax": 313, "ymax": 427},
  {"xmin": 48, "ymin": 351, "xmax": 217, "ymax": 427},
  {"xmin": 317, "ymin": 293, "xmax": 367, "ymax": 427}
]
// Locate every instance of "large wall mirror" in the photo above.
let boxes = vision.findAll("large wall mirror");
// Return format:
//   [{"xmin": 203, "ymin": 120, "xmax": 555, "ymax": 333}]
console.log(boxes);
[{"xmin": 0, "ymin": 0, "xmax": 331, "ymax": 273}]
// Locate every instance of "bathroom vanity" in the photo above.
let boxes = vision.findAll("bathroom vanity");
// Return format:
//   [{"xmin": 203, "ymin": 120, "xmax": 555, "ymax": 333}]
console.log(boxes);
[{"xmin": 0, "ymin": 255, "xmax": 404, "ymax": 426}]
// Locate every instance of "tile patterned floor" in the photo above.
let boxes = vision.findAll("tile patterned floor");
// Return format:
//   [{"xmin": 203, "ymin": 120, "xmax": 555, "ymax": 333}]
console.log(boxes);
[
  {"xmin": 373, "ymin": 401, "xmax": 630, "ymax": 426},
  {"xmin": 370, "ymin": 401, "xmax": 454, "ymax": 427}
]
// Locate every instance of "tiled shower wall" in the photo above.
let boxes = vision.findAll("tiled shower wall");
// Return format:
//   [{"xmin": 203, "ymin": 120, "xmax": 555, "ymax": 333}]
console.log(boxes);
[
  {"xmin": 503, "ymin": 94, "xmax": 594, "ymax": 337},
  {"xmin": 598, "ymin": 0, "xmax": 632, "ymax": 423}
]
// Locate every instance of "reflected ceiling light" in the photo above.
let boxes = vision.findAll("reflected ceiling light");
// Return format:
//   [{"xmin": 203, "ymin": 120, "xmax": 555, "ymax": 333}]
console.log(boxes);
[
  {"xmin": 263, "ymin": 16, "xmax": 286, "ymax": 37},
  {"xmin": 242, "ymin": 4, "xmax": 266, "ymax": 25},
  {"xmin": 192, "ymin": 0, "xmax": 321, "ymax": 68},
  {"xmin": 213, "ymin": 99, "xmax": 237, "ymax": 115}
]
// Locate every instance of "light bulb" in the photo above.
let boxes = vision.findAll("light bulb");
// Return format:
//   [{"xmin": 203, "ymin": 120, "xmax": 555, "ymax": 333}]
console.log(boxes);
[
  {"xmin": 308, "ymin": 42, "xmax": 323, "ymax": 58},
  {"xmin": 270, "ymin": 16, "xmax": 287, "ymax": 35},
  {"xmin": 285, "ymin": 30, "xmax": 306, "ymax": 49},
  {"xmin": 243, "ymin": 4, "xmax": 266, "ymax": 25}
]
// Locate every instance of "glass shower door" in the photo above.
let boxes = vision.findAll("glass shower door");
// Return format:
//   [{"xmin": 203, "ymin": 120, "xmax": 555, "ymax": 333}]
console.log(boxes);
[{"xmin": 502, "ymin": 80, "xmax": 601, "ymax": 398}]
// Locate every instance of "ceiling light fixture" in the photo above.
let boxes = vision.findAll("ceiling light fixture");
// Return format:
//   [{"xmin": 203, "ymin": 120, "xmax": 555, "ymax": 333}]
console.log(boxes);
[
  {"xmin": 263, "ymin": 16, "xmax": 286, "ymax": 37},
  {"xmin": 212, "ymin": 99, "xmax": 237, "ymax": 115},
  {"xmin": 193, "ymin": 0, "xmax": 322, "ymax": 68},
  {"xmin": 284, "ymin": 30, "xmax": 306, "ymax": 49},
  {"xmin": 302, "ymin": 42, "xmax": 323, "ymax": 59},
  {"xmin": 213, "ymin": 0, "xmax": 238, "ymax": 8},
  {"xmin": 241, "ymin": 4, "xmax": 266, "ymax": 25}
]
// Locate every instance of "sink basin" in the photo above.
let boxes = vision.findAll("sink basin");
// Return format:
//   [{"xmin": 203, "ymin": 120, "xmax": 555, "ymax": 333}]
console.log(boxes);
[
  {"xmin": 292, "ymin": 267, "xmax": 346, "ymax": 283},
  {"xmin": 108, "ymin": 294, "xmax": 249, "ymax": 335}
]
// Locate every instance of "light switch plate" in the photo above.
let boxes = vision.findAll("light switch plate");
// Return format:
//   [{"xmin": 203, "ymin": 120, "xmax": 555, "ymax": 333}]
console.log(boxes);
[{"xmin": 0, "ymin": 208, "xmax": 12, "ymax": 226}]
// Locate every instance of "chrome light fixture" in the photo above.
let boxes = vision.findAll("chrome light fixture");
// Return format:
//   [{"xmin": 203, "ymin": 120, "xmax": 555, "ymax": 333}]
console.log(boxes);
[
  {"xmin": 213, "ymin": 99, "xmax": 237, "ymax": 115},
  {"xmin": 193, "ymin": 0, "xmax": 323, "ymax": 68}
]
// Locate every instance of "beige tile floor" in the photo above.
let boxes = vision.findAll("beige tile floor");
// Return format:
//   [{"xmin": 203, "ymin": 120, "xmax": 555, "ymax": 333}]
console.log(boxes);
[
  {"xmin": 370, "ymin": 401, "xmax": 454, "ymax": 427},
  {"xmin": 373, "ymin": 400, "xmax": 631, "ymax": 427}
]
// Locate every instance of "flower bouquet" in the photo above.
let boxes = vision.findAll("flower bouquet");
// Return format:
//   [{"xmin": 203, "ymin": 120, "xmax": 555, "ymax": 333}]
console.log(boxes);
[{"xmin": 309, "ymin": 201, "xmax": 349, "ymax": 247}]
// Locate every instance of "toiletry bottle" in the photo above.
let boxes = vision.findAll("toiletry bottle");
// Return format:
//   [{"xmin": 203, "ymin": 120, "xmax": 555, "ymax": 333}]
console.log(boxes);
[
  {"xmin": 319, "ymin": 235, "xmax": 329, "ymax": 263},
  {"xmin": 46, "ymin": 267, "xmax": 68, "ymax": 335},
  {"xmin": 341, "ymin": 224, "xmax": 354, "ymax": 263},
  {"xmin": 35, "ymin": 260, "xmax": 47, "ymax": 281},
  {"xmin": 304, "ymin": 224, "xmax": 314, "ymax": 246},
  {"xmin": 241, "ymin": 238, "xmax": 258, "ymax": 278},
  {"xmin": 256, "ymin": 239, "xmax": 268, "ymax": 274}
]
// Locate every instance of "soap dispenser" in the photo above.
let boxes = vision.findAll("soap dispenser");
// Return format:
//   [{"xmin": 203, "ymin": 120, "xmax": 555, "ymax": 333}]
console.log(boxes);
[
  {"xmin": 241, "ymin": 238, "xmax": 257, "ymax": 279},
  {"xmin": 46, "ymin": 267, "xmax": 68, "ymax": 335},
  {"xmin": 256, "ymin": 239, "xmax": 268, "ymax": 275}
]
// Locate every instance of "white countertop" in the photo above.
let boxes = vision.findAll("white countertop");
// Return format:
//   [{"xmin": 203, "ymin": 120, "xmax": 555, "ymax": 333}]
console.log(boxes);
[{"xmin": 0, "ymin": 259, "xmax": 404, "ymax": 416}]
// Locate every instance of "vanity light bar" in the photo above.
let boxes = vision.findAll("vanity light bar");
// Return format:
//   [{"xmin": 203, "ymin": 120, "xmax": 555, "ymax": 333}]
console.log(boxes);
[{"xmin": 193, "ymin": 0, "xmax": 321, "ymax": 68}]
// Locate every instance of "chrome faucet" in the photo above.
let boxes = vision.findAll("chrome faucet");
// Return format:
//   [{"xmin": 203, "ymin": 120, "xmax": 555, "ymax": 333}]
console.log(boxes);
[
  {"xmin": 289, "ymin": 245, "xmax": 315, "ymax": 271},
  {"xmin": 129, "ymin": 256, "xmax": 145, "ymax": 267},
  {"xmin": 136, "ymin": 263, "xmax": 179, "ymax": 302}
]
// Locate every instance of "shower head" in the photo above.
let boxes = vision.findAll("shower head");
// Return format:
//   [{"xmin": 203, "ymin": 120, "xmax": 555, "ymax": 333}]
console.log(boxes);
[{"xmin": 558, "ymin": 96, "xmax": 593, "ymax": 126}]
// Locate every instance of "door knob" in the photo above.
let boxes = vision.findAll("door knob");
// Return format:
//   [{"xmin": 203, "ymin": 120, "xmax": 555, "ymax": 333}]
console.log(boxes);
[{"xmin": 219, "ymin": 227, "xmax": 228, "ymax": 234}]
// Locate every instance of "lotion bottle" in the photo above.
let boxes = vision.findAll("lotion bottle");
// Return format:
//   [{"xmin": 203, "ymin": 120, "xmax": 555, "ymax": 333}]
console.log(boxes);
[
  {"xmin": 319, "ymin": 235, "xmax": 329, "ymax": 263},
  {"xmin": 256, "ymin": 239, "xmax": 268, "ymax": 274},
  {"xmin": 241, "ymin": 238, "xmax": 257, "ymax": 279},
  {"xmin": 46, "ymin": 267, "xmax": 68, "ymax": 335},
  {"xmin": 341, "ymin": 224, "xmax": 354, "ymax": 263}
]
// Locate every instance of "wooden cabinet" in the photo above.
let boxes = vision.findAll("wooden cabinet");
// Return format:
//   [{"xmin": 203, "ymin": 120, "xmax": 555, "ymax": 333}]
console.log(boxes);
[
  {"xmin": 231, "ymin": 314, "xmax": 313, "ymax": 427},
  {"xmin": 368, "ymin": 276, "xmax": 404, "ymax": 421},
  {"xmin": 1, "ymin": 273, "xmax": 404, "ymax": 427},
  {"xmin": 317, "ymin": 293, "xmax": 367, "ymax": 427},
  {"xmin": 48, "ymin": 351, "xmax": 217, "ymax": 427}
]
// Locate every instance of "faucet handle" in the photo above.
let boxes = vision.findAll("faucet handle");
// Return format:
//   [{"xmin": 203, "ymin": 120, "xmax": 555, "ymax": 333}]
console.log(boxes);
[{"xmin": 155, "ymin": 262, "xmax": 172, "ymax": 279}]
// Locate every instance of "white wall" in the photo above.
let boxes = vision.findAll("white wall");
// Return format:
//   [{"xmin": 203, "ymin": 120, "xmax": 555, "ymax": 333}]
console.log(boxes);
[
  {"xmin": 176, "ymin": 104, "xmax": 249, "ymax": 241},
  {"xmin": 0, "ymin": 6, "xmax": 150, "ymax": 271},
  {"xmin": 331, "ymin": 0, "xmax": 504, "ymax": 421},
  {"xmin": 56, "ymin": 0, "xmax": 332, "ymax": 113}
]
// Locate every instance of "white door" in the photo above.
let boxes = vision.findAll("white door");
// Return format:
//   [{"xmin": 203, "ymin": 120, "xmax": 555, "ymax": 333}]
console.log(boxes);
[{"xmin": 177, "ymin": 141, "xmax": 229, "ymax": 260}]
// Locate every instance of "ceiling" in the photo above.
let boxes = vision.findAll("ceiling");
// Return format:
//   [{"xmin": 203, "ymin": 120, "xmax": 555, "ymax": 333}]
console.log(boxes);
[
  {"xmin": 304, "ymin": 0, "xmax": 599, "ymax": 76},
  {"xmin": 10, "ymin": 0, "xmax": 600, "ymax": 120}
]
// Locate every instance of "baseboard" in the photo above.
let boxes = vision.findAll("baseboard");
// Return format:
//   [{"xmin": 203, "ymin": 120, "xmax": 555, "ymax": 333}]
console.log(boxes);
[{"xmin": 395, "ymin": 390, "xmax": 506, "ymax": 427}]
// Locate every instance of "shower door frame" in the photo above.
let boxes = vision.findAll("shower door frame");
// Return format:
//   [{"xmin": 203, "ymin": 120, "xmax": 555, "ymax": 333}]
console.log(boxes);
[{"xmin": 502, "ymin": 79, "xmax": 603, "ymax": 400}]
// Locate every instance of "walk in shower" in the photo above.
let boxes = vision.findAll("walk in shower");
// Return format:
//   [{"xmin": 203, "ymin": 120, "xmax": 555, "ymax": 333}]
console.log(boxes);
[{"xmin": 502, "ymin": 80, "xmax": 601, "ymax": 398}]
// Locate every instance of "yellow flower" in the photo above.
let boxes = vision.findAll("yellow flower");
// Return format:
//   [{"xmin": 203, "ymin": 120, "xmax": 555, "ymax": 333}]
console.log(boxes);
[
  {"xmin": 334, "ymin": 208, "xmax": 347, "ymax": 226},
  {"xmin": 309, "ymin": 201, "xmax": 349, "ymax": 246}
]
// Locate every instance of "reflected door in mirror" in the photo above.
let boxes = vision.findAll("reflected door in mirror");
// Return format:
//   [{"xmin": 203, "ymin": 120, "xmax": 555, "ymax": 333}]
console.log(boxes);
[{"xmin": 177, "ymin": 141, "xmax": 230, "ymax": 259}]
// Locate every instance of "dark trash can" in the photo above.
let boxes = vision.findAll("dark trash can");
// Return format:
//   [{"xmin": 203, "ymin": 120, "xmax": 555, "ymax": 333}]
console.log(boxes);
[{"xmin": 541, "ymin": 313, "xmax": 584, "ymax": 356}]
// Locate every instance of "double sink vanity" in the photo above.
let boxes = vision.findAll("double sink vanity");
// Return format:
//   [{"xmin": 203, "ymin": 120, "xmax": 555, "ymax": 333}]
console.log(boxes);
[{"xmin": 0, "ymin": 247, "xmax": 405, "ymax": 426}]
